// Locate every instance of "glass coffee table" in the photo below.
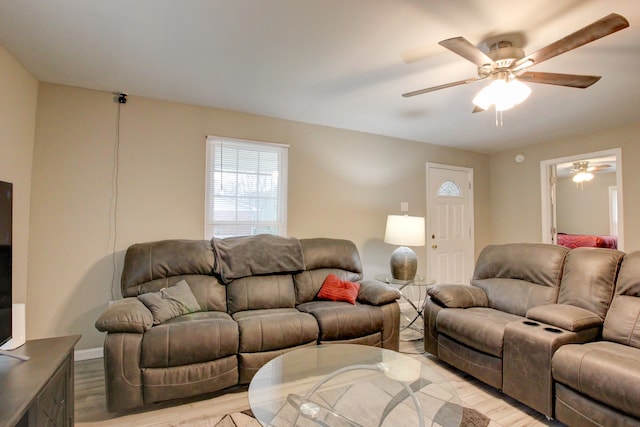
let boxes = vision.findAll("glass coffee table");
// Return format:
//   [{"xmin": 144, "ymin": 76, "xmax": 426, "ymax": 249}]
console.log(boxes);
[{"xmin": 248, "ymin": 344, "xmax": 463, "ymax": 426}]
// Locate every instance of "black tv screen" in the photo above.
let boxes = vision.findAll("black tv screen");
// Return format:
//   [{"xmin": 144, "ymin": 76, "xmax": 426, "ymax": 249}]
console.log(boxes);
[{"xmin": 0, "ymin": 181, "xmax": 12, "ymax": 347}]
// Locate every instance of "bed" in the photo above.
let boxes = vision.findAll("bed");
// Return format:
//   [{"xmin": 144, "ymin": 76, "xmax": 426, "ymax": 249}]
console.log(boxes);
[{"xmin": 557, "ymin": 233, "xmax": 617, "ymax": 249}]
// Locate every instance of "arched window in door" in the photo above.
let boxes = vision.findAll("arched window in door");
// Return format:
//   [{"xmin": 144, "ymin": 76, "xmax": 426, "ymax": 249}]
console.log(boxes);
[{"xmin": 438, "ymin": 181, "xmax": 461, "ymax": 197}]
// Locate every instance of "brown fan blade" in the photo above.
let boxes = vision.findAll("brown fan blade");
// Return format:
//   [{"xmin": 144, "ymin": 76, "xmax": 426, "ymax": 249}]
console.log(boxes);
[
  {"xmin": 472, "ymin": 106, "xmax": 485, "ymax": 113},
  {"xmin": 439, "ymin": 37, "xmax": 495, "ymax": 67},
  {"xmin": 517, "ymin": 71, "xmax": 601, "ymax": 88},
  {"xmin": 402, "ymin": 77, "xmax": 484, "ymax": 97},
  {"xmin": 513, "ymin": 13, "xmax": 629, "ymax": 70}
]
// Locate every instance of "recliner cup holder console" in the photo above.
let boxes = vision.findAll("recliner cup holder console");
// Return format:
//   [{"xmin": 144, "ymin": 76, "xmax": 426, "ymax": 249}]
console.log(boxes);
[
  {"xmin": 544, "ymin": 327, "xmax": 562, "ymax": 334},
  {"xmin": 523, "ymin": 320, "xmax": 540, "ymax": 326}
]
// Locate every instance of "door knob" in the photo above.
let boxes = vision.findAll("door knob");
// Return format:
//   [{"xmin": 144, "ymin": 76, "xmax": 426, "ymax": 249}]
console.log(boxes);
[{"xmin": 432, "ymin": 244, "xmax": 438, "ymax": 249}]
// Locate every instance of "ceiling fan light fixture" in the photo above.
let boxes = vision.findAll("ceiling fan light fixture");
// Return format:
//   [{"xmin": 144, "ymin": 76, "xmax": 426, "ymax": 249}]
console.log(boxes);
[
  {"xmin": 472, "ymin": 78, "xmax": 531, "ymax": 112},
  {"xmin": 471, "ymin": 85, "xmax": 493, "ymax": 110},
  {"xmin": 572, "ymin": 171, "xmax": 594, "ymax": 183}
]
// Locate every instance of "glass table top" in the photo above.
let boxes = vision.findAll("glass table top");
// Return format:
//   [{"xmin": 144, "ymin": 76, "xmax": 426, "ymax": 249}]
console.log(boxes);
[{"xmin": 248, "ymin": 344, "xmax": 463, "ymax": 427}]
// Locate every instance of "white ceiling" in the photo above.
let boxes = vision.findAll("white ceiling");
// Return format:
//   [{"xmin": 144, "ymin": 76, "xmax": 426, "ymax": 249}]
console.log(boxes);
[{"xmin": 1, "ymin": 1, "xmax": 639, "ymax": 153}]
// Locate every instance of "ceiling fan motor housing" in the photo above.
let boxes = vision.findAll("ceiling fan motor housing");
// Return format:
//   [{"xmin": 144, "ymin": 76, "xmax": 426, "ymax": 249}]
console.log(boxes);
[{"xmin": 478, "ymin": 41, "xmax": 526, "ymax": 77}]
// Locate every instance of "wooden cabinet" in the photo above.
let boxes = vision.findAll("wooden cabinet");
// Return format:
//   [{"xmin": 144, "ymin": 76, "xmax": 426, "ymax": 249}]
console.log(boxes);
[{"xmin": 0, "ymin": 335, "xmax": 80, "ymax": 427}]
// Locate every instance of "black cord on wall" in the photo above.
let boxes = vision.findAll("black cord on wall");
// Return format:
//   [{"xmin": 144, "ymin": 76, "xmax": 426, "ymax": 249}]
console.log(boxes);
[{"xmin": 110, "ymin": 93, "xmax": 127, "ymax": 301}]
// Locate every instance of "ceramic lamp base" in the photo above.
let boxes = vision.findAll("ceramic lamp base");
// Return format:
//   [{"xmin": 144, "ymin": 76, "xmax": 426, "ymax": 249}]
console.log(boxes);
[{"xmin": 390, "ymin": 246, "xmax": 417, "ymax": 281}]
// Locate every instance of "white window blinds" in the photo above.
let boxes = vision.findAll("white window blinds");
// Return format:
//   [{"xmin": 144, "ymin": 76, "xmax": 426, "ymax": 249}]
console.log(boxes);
[{"xmin": 205, "ymin": 136, "xmax": 288, "ymax": 239}]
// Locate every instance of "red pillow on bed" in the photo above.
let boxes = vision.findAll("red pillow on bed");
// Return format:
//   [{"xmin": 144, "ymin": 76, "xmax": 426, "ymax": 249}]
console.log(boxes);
[{"xmin": 317, "ymin": 274, "xmax": 361, "ymax": 304}]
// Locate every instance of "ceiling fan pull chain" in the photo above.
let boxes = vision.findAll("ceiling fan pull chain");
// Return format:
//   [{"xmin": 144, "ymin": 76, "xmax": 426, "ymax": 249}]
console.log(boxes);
[{"xmin": 495, "ymin": 109, "xmax": 504, "ymax": 129}]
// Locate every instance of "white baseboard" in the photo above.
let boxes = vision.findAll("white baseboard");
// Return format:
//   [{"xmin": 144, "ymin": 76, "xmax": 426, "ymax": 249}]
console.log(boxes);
[{"xmin": 75, "ymin": 347, "xmax": 103, "ymax": 361}]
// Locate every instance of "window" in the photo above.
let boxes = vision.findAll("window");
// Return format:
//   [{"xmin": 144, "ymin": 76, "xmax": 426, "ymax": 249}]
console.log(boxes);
[
  {"xmin": 437, "ymin": 181, "xmax": 461, "ymax": 197},
  {"xmin": 205, "ymin": 136, "xmax": 288, "ymax": 239}
]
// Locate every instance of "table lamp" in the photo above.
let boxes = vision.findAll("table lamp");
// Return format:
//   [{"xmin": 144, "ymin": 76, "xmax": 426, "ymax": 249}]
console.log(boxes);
[{"xmin": 384, "ymin": 215, "xmax": 425, "ymax": 281}]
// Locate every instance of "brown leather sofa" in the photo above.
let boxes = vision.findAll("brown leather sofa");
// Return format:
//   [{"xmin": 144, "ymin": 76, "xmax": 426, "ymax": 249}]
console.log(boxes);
[
  {"xmin": 95, "ymin": 236, "xmax": 401, "ymax": 412},
  {"xmin": 424, "ymin": 243, "xmax": 626, "ymax": 423}
]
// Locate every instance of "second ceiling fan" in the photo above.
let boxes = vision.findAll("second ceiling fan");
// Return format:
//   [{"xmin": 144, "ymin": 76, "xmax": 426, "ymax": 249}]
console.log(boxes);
[{"xmin": 402, "ymin": 13, "xmax": 629, "ymax": 114}]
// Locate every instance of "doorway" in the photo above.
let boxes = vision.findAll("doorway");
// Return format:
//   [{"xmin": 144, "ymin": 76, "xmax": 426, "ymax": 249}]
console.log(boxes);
[
  {"xmin": 540, "ymin": 148, "xmax": 623, "ymax": 251},
  {"xmin": 426, "ymin": 163, "xmax": 475, "ymax": 285}
]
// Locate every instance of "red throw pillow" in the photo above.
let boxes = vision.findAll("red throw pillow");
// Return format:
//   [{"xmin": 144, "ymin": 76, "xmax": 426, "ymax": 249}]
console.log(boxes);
[{"xmin": 317, "ymin": 274, "xmax": 361, "ymax": 304}]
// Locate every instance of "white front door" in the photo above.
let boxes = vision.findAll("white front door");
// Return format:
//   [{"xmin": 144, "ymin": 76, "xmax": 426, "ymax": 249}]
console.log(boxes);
[{"xmin": 426, "ymin": 163, "xmax": 474, "ymax": 285}]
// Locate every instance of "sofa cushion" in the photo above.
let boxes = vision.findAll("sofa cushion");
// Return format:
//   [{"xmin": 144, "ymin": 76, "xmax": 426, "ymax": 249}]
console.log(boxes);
[
  {"xmin": 299, "ymin": 238, "xmax": 363, "ymax": 273},
  {"xmin": 558, "ymin": 248, "xmax": 623, "ymax": 319},
  {"xmin": 233, "ymin": 308, "xmax": 319, "ymax": 352},
  {"xmin": 137, "ymin": 280, "xmax": 202, "ymax": 325},
  {"xmin": 121, "ymin": 240, "xmax": 215, "ymax": 293},
  {"xmin": 552, "ymin": 341, "xmax": 640, "ymax": 419},
  {"xmin": 473, "ymin": 278, "xmax": 559, "ymax": 317},
  {"xmin": 471, "ymin": 243, "xmax": 567, "ymax": 316},
  {"xmin": 436, "ymin": 307, "xmax": 523, "ymax": 357},
  {"xmin": 317, "ymin": 274, "xmax": 360, "ymax": 304},
  {"xmin": 428, "ymin": 284, "xmax": 489, "ymax": 308},
  {"xmin": 603, "ymin": 251, "xmax": 640, "ymax": 348},
  {"xmin": 227, "ymin": 274, "xmax": 297, "ymax": 313},
  {"xmin": 297, "ymin": 301, "xmax": 384, "ymax": 342},
  {"xmin": 140, "ymin": 311, "xmax": 238, "ymax": 368},
  {"xmin": 603, "ymin": 295, "xmax": 640, "ymax": 348}
]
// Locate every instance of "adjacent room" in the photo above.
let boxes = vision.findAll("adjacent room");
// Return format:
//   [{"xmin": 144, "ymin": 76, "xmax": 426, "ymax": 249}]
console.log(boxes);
[{"xmin": 1, "ymin": 1, "xmax": 639, "ymax": 426}]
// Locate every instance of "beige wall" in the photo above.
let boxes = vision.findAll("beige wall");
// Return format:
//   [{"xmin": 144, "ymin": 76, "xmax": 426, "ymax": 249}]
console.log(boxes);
[
  {"xmin": 490, "ymin": 123, "xmax": 640, "ymax": 251},
  {"xmin": 556, "ymin": 172, "xmax": 616, "ymax": 235},
  {"xmin": 0, "ymin": 46, "xmax": 38, "ymax": 305},
  {"xmin": 29, "ymin": 83, "xmax": 490, "ymax": 350}
]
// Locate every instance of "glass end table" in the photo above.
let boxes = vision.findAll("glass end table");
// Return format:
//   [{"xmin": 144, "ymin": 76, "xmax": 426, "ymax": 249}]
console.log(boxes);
[{"xmin": 375, "ymin": 274, "xmax": 435, "ymax": 341}]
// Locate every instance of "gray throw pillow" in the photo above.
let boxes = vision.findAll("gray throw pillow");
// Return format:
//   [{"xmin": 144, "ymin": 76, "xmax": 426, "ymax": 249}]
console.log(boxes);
[{"xmin": 137, "ymin": 280, "xmax": 202, "ymax": 325}]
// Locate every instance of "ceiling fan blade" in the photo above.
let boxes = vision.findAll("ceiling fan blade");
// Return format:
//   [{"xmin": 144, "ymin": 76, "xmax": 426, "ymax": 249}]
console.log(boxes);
[
  {"xmin": 402, "ymin": 77, "xmax": 484, "ymax": 97},
  {"xmin": 439, "ymin": 37, "xmax": 495, "ymax": 67},
  {"xmin": 513, "ymin": 13, "xmax": 629, "ymax": 70},
  {"xmin": 472, "ymin": 106, "xmax": 485, "ymax": 113},
  {"xmin": 517, "ymin": 71, "xmax": 601, "ymax": 88}
]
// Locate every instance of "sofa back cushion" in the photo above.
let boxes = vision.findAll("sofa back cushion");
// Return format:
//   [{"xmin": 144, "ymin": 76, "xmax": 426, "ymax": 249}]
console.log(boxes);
[
  {"xmin": 226, "ymin": 274, "xmax": 297, "ymax": 313},
  {"xmin": 122, "ymin": 240, "xmax": 214, "ymax": 289},
  {"xmin": 472, "ymin": 243, "xmax": 568, "ymax": 316},
  {"xmin": 120, "ymin": 240, "xmax": 227, "ymax": 312},
  {"xmin": 294, "ymin": 238, "xmax": 363, "ymax": 304},
  {"xmin": 558, "ymin": 248, "xmax": 624, "ymax": 319},
  {"xmin": 604, "ymin": 251, "xmax": 640, "ymax": 348}
]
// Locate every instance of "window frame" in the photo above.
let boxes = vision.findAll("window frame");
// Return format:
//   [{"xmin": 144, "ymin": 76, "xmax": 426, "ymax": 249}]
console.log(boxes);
[{"xmin": 205, "ymin": 136, "xmax": 289, "ymax": 239}]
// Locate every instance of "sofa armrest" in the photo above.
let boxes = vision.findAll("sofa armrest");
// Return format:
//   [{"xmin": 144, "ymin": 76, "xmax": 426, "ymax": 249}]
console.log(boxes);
[
  {"xmin": 357, "ymin": 280, "xmax": 400, "ymax": 305},
  {"xmin": 95, "ymin": 297, "xmax": 154, "ymax": 333},
  {"xmin": 428, "ymin": 284, "xmax": 488, "ymax": 308},
  {"xmin": 526, "ymin": 304, "xmax": 603, "ymax": 332}
]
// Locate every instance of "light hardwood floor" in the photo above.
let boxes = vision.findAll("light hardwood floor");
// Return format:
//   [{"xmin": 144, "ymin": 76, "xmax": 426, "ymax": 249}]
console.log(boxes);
[{"xmin": 74, "ymin": 339, "xmax": 564, "ymax": 426}]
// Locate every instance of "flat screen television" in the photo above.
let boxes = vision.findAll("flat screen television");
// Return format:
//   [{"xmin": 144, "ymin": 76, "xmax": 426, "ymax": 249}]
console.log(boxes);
[{"xmin": 0, "ymin": 181, "xmax": 12, "ymax": 347}]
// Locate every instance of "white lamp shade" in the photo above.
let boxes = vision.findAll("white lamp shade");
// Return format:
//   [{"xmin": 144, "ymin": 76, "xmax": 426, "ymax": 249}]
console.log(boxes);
[{"xmin": 384, "ymin": 215, "xmax": 425, "ymax": 247}]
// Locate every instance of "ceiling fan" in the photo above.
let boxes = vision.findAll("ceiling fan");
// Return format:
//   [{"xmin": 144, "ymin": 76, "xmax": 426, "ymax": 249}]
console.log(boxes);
[
  {"xmin": 569, "ymin": 160, "xmax": 612, "ymax": 188},
  {"xmin": 569, "ymin": 160, "xmax": 612, "ymax": 175},
  {"xmin": 402, "ymin": 13, "xmax": 629, "ymax": 113}
]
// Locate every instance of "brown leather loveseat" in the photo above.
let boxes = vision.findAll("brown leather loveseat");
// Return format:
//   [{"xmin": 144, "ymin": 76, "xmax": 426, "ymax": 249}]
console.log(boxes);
[
  {"xmin": 424, "ymin": 243, "xmax": 628, "ymax": 424},
  {"xmin": 95, "ymin": 236, "xmax": 401, "ymax": 412}
]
